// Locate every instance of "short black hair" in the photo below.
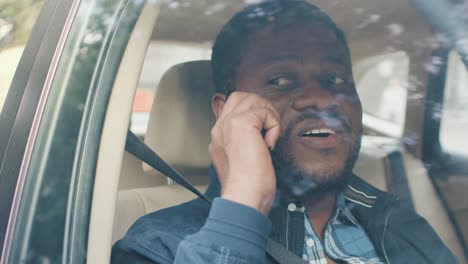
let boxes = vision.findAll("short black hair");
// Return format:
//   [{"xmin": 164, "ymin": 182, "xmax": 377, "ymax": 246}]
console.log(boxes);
[{"xmin": 211, "ymin": 0, "xmax": 350, "ymax": 94}]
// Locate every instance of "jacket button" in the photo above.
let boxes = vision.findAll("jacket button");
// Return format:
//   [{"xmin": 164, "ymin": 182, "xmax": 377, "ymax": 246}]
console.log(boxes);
[
  {"xmin": 288, "ymin": 203, "xmax": 297, "ymax": 211},
  {"xmin": 306, "ymin": 239, "xmax": 315, "ymax": 247}
]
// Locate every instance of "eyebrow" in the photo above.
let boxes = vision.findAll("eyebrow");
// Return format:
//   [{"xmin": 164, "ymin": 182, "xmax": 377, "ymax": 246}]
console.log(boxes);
[
  {"xmin": 262, "ymin": 55, "xmax": 303, "ymax": 66},
  {"xmin": 321, "ymin": 55, "xmax": 351, "ymax": 70},
  {"xmin": 260, "ymin": 54, "xmax": 351, "ymax": 71}
]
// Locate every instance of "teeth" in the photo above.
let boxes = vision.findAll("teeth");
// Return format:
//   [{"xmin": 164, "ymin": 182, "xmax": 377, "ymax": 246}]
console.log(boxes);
[
  {"xmin": 304, "ymin": 128, "xmax": 336, "ymax": 135},
  {"xmin": 319, "ymin": 129, "xmax": 335, "ymax": 134}
]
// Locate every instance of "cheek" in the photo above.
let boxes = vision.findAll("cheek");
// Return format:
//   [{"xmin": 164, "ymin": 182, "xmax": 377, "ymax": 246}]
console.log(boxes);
[
  {"xmin": 234, "ymin": 75, "xmax": 255, "ymax": 93},
  {"xmin": 336, "ymin": 94, "xmax": 363, "ymax": 127},
  {"xmin": 351, "ymin": 102, "xmax": 363, "ymax": 131},
  {"xmin": 249, "ymin": 92, "xmax": 291, "ymax": 126},
  {"xmin": 270, "ymin": 101, "xmax": 294, "ymax": 135}
]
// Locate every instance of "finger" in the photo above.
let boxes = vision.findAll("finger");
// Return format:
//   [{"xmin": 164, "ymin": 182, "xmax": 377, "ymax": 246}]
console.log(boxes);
[
  {"xmin": 233, "ymin": 93, "xmax": 281, "ymax": 122},
  {"xmin": 216, "ymin": 91, "xmax": 250, "ymax": 121},
  {"xmin": 259, "ymin": 109, "xmax": 281, "ymax": 150},
  {"xmin": 248, "ymin": 108, "xmax": 281, "ymax": 149},
  {"xmin": 215, "ymin": 92, "xmax": 282, "ymax": 149},
  {"xmin": 226, "ymin": 93, "xmax": 281, "ymax": 148},
  {"xmin": 219, "ymin": 92, "xmax": 280, "ymax": 120}
]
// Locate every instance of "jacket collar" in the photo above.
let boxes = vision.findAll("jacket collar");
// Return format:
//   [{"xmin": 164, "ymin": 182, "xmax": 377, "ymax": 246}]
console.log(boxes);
[
  {"xmin": 344, "ymin": 174, "xmax": 387, "ymax": 208},
  {"xmin": 205, "ymin": 164, "xmax": 397, "ymax": 209},
  {"xmin": 204, "ymin": 165, "xmax": 399, "ymax": 256},
  {"xmin": 344, "ymin": 174, "xmax": 398, "ymax": 216}
]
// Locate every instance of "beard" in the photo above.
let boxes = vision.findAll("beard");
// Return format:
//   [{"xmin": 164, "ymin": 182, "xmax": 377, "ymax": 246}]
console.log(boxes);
[{"xmin": 271, "ymin": 116, "xmax": 362, "ymax": 200}]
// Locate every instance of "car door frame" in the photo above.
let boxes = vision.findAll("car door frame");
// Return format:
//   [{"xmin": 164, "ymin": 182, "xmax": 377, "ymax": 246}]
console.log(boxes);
[
  {"xmin": 421, "ymin": 47, "xmax": 468, "ymax": 259},
  {"xmin": 0, "ymin": 0, "xmax": 78, "ymax": 259},
  {"xmin": 0, "ymin": 0, "xmax": 147, "ymax": 262}
]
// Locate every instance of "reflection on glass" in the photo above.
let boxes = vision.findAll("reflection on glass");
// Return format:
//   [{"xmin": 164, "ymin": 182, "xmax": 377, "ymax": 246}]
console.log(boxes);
[
  {"xmin": 441, "ymin": 51, "xmax": 468, "ymax": 155},
  {"xmin": 130, "ymin": 41, "xmax": 211, "ymax": 136},
  {"xmin": 356, "ymin": 51, "xmax": 409, "ymax": 136},
  {"xmin": 0, "ymin": 0, "xmax": 44, "ymax": 113}
]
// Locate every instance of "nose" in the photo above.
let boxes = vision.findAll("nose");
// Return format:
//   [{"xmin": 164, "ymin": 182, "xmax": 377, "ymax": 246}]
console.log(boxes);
[{"xmin": 291, "ymin": 79, "xmax": 338, "ymax": 111}]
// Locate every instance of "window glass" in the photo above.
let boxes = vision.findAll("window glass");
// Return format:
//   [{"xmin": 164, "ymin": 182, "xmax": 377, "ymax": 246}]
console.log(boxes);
[
  {"xmin": 131, "ymin": 41, "xmax": 211, "ymax": 136},
  {"xmin": 8, "ymin": 0, "xmax": 145, "ymax": 262},
  {"xmin": 356, "ymin": 51, "xmax": 409, "ymax": 137},
  {"xmin": 0, "ymin": 0, "xmax": 44, "ymax": 113},
  {"xmin": 441, "ymin": 51, "xmax": 468, "ymax": 155},
  {"xmin": 116, "ymin": 1, "xmax": 468, "ymax": 263}
]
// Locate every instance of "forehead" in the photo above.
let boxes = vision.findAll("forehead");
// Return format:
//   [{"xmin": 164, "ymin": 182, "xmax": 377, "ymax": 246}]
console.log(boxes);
[{"xmin": 240, "ymin": 22, "xmax": 349, "ymax": 66}]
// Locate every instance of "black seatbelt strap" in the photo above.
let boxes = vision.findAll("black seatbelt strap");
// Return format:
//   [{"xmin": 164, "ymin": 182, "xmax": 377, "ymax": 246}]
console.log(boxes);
[
  {"xmin": 266, "ymin": 240, "xmax": 310, "ymax": 264},
  {"xmin": 125, "ymin": 130, "xmax": 308, "ymax": 264},
  {"xmin": 385, "ymin": 151, "xmax": 415, "ymax": 210},
  {"xmin": 125, "ymin": 130, "xmax": 211, "ymax": 204}
]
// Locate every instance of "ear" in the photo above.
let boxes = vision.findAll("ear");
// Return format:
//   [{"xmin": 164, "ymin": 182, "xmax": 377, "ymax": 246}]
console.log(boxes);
[{"xmin": 212, "ymin": 92, "xmax": 226, "ymax": 119}]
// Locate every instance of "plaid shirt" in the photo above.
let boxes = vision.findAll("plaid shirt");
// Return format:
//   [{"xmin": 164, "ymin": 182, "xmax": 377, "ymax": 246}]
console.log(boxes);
[{"xmin": 293, "ymin": 193, "xmax": 385, "ymax": 264}]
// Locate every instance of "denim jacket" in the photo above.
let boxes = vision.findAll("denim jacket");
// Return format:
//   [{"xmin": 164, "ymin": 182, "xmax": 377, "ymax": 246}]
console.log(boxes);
[{"xmin": 112, "ymin": 166, "xmax": 458, "ymax": 264}]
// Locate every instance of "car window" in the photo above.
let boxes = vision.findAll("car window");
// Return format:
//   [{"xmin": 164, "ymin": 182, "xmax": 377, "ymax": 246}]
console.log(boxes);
[
  {"xmin": 115, "ymin": 2, "xmax": 468, "ymax": 262},
  {"xmin": 5, "ymin": 0, "xmax": 146, "ymax": 262},
  {"xmin": 0, "ymin": 0, "xmax": 44, "ymax": 113},
  {"xmin": 5, "ymin": 1, "xmax": 467, "ymax": 263},
  {"xmin": 440, "ymin": 51, "xmax": 468, "ymax": 156},
  {"xmin": 131, "ymin": 41, "xmax": 211, "ymax": 136},
  {"xmin": 356, "ymin": 51, "xmax": 409, "ymax": 137}
]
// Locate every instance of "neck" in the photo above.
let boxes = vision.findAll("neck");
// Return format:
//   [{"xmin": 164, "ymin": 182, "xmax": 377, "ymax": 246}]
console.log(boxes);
[{"xmin": 302, "ymin": 192, "xmax": 337, "ymax": 240}]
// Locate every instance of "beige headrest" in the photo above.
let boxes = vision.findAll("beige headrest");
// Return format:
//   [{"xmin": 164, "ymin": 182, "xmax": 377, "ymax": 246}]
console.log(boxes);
[{"xmin": 144, "ymin": 60, "xmax": 215, "ymax": 174}]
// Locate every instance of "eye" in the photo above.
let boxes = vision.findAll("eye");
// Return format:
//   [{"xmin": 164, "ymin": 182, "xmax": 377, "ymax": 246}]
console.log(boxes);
[
  {"xmin": 326, "ymin": 76, "xmax": 346, "ymax": 85},
  {"xmin": 269, "ymin": 77, "xmax": 294, "ymax": 86}
]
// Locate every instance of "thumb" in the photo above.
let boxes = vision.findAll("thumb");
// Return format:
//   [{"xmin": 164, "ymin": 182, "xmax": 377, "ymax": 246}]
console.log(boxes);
[{"xmin": 264, "ymin": 124, "xmax": 280, "ymax": 150}]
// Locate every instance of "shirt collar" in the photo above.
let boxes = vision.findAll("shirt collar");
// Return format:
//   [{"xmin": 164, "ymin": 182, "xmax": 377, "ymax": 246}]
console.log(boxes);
[
  {"xmin": 207, "ymin": 165, "xmax": 365, "ymax": 228},
  {"xmin": 333, "ymin": 192, "xmax": 360, "ymax": 227},
  {"xmin": 274, "ymin": 192, "xmax": 360, "ymax": 227}
]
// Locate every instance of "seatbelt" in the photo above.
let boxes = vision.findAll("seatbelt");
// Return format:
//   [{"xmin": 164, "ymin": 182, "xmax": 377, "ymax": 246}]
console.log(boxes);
[
  {"xmin": 385, "ymin": 151, "xmax": 415, "ymax": 210},
  {"xmin": 125, "ymin": 130, "xmax": 211, "ymax": 204},
  {"xmin": 125, "ymin": 129, "xmax": 308, "ymax": 264}
]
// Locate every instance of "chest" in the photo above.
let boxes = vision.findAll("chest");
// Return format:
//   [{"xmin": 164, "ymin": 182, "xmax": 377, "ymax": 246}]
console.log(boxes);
[{"xmin": 269, "ymin": 207, "xmax": 384, "ymax": 264}]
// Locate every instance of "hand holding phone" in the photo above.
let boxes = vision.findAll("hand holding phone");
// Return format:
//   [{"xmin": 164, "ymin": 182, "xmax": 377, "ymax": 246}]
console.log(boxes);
[{"xmin": 209, "ymin": 91, "xmax": 281, "ymax": 215}]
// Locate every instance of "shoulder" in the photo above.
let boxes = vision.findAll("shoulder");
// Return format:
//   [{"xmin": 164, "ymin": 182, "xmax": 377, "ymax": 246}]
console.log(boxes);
[
  {"xmin": 129, "ymin": 197, "xmax": 210, "ymax": 235},
  {"xmin": 384, "ymin": 206, "xmax": 458, "ymax": 263},
  {"xmin": 112, "ymin": 198, "xmax": 210, "ymax": 263},
  {"xmin": 347, "ymin": 176, "xmax": 458, "ymax": 262}
]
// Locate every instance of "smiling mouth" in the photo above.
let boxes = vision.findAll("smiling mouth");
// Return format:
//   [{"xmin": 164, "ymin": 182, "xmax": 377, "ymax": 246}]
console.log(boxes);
[
  {"xmin": 297, "ymin": 127, "xmax": 342, "ymax": 149},
  {"xmin": 301, "ymin": 128, "xmax": 336, "ymax": 138}
]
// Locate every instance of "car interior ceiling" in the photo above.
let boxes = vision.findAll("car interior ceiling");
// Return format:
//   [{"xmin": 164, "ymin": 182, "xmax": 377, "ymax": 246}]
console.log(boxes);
[{"xmin": 97, "ymin": 0, "xmax": 468, "ymax": 262}]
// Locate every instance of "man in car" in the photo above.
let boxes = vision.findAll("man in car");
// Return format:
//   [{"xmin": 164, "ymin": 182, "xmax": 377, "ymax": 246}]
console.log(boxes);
[{"xmin": 112, "ymin": 1, "xmax": 457, "ymax": 263}]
